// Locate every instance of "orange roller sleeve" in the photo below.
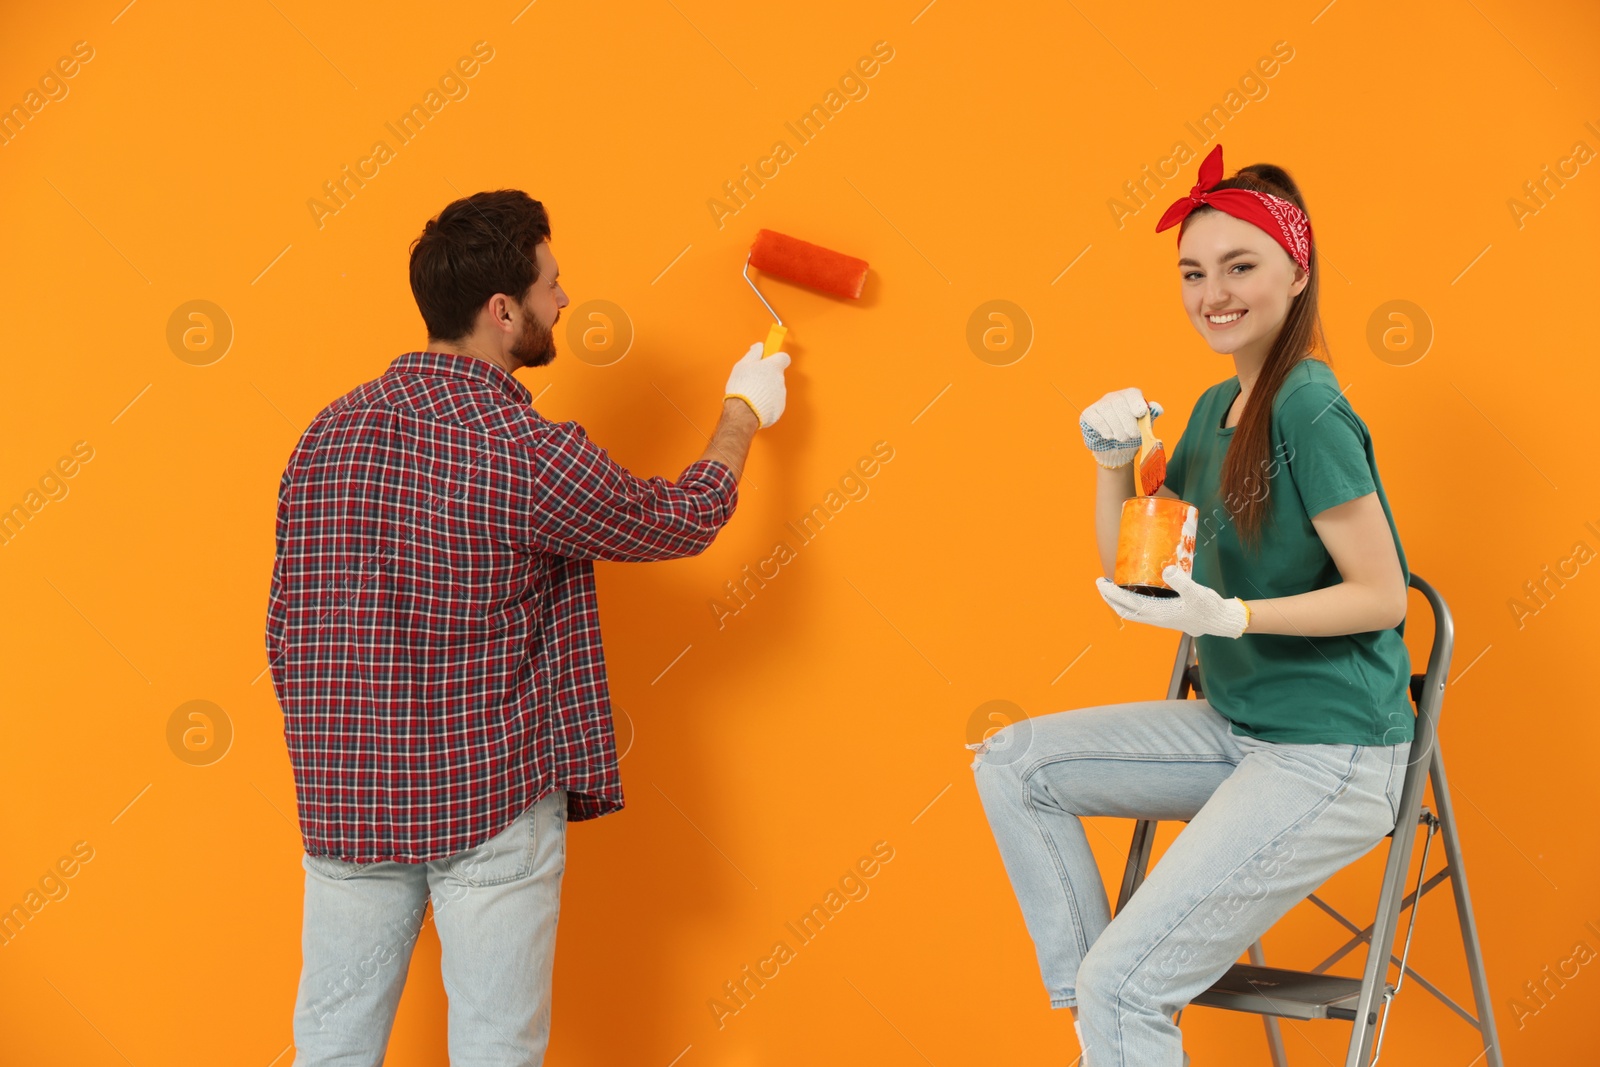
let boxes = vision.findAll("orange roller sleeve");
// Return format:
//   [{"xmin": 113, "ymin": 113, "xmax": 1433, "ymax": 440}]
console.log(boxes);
[{"xmin": 748, "ymin": 229, "xmax": 869, "ymax": 299}]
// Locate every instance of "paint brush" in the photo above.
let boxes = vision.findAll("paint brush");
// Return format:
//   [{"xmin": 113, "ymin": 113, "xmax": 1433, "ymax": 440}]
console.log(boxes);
[{"xmin": 1134, "ymin": 410, "xmax": 1167, "ymax": 496}]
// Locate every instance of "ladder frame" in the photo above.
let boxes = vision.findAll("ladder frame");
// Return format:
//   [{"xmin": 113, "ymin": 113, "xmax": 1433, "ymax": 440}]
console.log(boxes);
[{"xmin": 1113, "ymin": 574, "xmax": 1503, "ymax": 1067}]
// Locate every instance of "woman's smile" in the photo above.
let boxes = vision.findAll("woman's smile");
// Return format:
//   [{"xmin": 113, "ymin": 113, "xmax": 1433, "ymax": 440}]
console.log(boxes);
[{"xmin": 1205, "ymin": 309, "xmax": 1248, "ymax": 330}]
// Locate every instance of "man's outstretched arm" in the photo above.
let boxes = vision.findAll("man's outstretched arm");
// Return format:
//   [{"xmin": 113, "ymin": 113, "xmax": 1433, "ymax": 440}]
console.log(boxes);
[
  {"xmin": 521, "ymin": 340, "xmax": 789, "ymax": 562},
  {"xmin": 699, "ymin": 397, "xmax": 760, "ymax": 482}
]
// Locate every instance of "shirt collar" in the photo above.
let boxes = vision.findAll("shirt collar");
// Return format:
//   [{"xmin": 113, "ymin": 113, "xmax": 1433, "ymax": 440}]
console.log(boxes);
[{"xmin": 388, "ymin": 350, "xmax": 533, "ymax": 406}]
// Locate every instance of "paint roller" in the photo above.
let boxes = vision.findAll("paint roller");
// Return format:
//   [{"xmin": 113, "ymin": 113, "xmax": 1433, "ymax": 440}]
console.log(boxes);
[{"xmin": 743, "ymin": 229, "xmax": 869, "ymax": 356}]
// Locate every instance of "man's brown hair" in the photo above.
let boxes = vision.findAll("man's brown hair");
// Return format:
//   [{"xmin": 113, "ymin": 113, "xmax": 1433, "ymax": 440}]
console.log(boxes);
[{"xmin": 409, "ymin": 190, "xmax": 551, "ymax": 343}]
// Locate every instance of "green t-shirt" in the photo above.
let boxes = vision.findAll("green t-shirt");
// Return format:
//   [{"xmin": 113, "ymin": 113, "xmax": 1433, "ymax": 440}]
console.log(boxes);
[{"xmin": 1163, "ymin": 357, "xmax": 1414, "ymax": 746}]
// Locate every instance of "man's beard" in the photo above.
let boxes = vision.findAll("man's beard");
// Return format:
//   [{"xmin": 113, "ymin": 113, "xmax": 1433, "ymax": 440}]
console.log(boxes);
[{"xmin": 511, "ymin": 309, "xmax": 557, "ymax": 369}]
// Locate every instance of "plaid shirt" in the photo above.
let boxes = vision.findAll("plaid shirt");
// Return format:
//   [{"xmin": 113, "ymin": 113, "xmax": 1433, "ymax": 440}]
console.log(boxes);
[{"xmin": 266, "ymin": 351, "xmax": 739, "ymax": 863}]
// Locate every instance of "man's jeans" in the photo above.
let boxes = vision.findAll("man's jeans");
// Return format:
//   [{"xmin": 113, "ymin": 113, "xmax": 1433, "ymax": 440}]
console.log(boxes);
[
  {"xmin": 971, "ymin": 699, "xmax": 1408, "ymax": 1066},
  {"xmin": 291, "ymin": 788, "xmax": 567, "ymax": 1066}
]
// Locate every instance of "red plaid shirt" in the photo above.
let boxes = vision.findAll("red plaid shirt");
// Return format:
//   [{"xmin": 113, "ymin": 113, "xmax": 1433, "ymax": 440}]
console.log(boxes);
[{"xmin": 266, "ymin": 351, "xmax": 739, "ymax": 863}]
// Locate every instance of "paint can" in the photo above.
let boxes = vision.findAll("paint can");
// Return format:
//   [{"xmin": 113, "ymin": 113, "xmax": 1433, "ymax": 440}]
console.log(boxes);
[{"xmin": 1114, "ymin": 497, "xmax": 1199, "ymax": 597}]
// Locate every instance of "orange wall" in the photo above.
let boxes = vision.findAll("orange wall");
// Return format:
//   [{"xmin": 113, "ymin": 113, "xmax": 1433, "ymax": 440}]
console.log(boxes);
[{"xmin": 3, "ymin": 1, "xmax": 1597, "ymax": 1063}]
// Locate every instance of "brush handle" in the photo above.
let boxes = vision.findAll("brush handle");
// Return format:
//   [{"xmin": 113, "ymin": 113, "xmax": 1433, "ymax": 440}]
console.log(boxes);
[
  {"xmin": 763, "ymin": 322, "xmax": 788, "ymax": 359},
  {"xmin": 1134, "ymin": 411, "xmax": 1153, "ymax": 497}
]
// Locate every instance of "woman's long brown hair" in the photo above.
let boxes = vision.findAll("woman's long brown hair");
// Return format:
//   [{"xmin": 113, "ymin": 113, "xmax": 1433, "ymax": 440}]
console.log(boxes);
[{"xmin": 1182, "ymin": 162, "xmax": 1328, "ymax": 552}]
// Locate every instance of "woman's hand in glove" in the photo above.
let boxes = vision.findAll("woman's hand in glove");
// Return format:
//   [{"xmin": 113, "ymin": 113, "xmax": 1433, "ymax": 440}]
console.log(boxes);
[
  {"xmin": 1095, "ymin": 565, "xmax": 1251, "ymax": 639},
  {"xmin": 724, "ymin": 341, "xmax": 791, "ymax": 429},
  {"xmin": 1080, "ymin": 387, "xmax": 1163, "ymax": 469}
]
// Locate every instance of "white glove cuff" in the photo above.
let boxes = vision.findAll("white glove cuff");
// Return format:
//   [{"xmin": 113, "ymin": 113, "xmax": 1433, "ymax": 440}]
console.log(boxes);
[{"xmin": 726, "ymin": 384, "xmax": 780, "ymax": 429}]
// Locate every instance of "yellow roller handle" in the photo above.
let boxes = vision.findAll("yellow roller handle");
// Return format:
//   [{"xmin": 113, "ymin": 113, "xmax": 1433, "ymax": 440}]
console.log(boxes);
[{"xmin": 763, "ymin": 322, "xmax": 788, "ymax": 359}]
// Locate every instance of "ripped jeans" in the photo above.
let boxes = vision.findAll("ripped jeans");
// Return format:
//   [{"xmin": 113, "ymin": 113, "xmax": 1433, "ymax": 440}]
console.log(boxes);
[{"xmin": 970, "ymin": 699, "xmax": 1408, "ymax": 1067}]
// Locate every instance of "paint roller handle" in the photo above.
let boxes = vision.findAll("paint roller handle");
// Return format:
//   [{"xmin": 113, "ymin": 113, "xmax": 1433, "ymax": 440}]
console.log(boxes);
[
  {"xmin": 763, "ymin": 322, "xmax": 788, "ymax": 361},
  {"xmin": 724, "ymin": 341, "xmax": 791, "ymax": 429}
]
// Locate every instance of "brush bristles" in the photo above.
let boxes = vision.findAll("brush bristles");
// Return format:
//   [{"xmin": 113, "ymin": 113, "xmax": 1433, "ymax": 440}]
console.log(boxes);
[{"xmin": 1138, "ymin": 447, "xmax": 1167, "ymax": 496}]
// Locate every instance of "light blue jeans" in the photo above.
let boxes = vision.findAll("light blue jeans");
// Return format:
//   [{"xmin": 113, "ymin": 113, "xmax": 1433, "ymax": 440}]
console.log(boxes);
[
  {"xmin": 970, "ymin": 699, "xmax": 1408, "ymax": 1066},
  {"xmin": 291, "ymin": 788, "xmax": 567, "ymax": 1066}
]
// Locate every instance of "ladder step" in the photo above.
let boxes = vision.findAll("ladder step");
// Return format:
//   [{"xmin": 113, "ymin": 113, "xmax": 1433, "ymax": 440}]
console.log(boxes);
[{"xmin": 1192, "ymin": 964, "xmax": 1392, "ymax": 1022}]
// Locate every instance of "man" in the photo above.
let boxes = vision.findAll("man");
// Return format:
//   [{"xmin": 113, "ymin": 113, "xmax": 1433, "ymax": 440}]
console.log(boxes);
[{"xmin": 265, "ymin": 189, "xmax": 789, "ymax": 1065}]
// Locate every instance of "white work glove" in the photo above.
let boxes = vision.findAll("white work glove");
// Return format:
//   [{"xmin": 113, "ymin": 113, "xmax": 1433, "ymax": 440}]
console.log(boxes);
[
  {"xmin": 724, "ymin": 341, "xmax": 791, "ymax": 428},
  {"xmin": 1080, "ymin": 387, "xmax": 1164, "ymax": 469},
  {"xmin": 1095, "ymin": 564, "xmax": 1251, "ymax": 639}
]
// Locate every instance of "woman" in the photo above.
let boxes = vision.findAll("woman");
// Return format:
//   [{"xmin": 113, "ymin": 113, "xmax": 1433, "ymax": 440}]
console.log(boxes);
[{"xmin": 970, "ymin": 144, "xmax": 1414, "ymax": 1065}]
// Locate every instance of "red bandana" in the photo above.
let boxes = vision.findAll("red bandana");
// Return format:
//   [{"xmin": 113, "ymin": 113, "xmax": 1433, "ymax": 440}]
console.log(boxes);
[{"xmin": 1155, "ymin": 144, "xmax": 1312, "ymax": 273}]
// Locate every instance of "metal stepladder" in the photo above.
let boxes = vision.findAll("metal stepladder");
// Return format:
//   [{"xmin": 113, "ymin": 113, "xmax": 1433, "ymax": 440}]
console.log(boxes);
[{"xmin": 1113, "ymin": 574, "xmax": 1503, "ymax": 1066}]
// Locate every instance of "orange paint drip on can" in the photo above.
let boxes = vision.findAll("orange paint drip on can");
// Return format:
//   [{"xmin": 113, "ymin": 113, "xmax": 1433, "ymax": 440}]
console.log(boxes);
[{"xmin": 1114, "ymin": 497, "xmax": 1199, "ymax": 596}]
